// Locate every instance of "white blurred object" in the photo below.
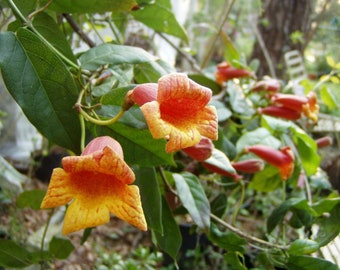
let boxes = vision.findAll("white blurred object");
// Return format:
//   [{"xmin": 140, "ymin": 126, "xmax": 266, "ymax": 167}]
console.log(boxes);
[{"xmin": 0, "ymin": 74, "xmax": 42, "ymax": 169}]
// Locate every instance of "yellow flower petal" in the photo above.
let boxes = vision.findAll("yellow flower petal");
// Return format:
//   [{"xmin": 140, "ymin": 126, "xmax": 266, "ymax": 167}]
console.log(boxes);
[{"xmin": 40, "ymin": 168, "xmax": 73, "ymax": 209}]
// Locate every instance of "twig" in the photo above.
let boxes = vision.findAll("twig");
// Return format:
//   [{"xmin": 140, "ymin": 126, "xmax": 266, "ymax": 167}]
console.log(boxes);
[
  {"xmin": 211, "ymin": 214, "xmax": 288, "ymax": 250},
  {"xmin": 63, "ymin": 13, "xmax": 96, "ymax": 48},
  {"xmin": 27, "ymin": 0, "xmax": 53, "ymax": 20},
  {"xmin": 200, "ymin": 0, "xmax": 237, "ymax": 69}
]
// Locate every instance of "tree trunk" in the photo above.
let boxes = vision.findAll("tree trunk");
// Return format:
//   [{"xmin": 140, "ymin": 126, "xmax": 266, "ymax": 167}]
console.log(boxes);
[{"xmin": 250, "ymin": 0, "xmax": 314, "ymax": 79}]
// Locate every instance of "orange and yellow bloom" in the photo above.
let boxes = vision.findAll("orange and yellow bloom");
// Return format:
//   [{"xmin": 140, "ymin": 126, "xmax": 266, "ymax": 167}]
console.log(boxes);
[
  {"xmin": 245, "ymin": 145, "xmax": 295, "ymax": 181},
  {"xmin": 131, "ymin": 73, "xmax": 218, "ymax": 152},
  {"xmin": 41, "ymin": 136, "xmax": 147, "ymax": 235}
]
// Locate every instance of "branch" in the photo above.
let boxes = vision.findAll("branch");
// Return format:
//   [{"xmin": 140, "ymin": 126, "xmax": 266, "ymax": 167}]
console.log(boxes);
[{"xmin": 63, "ymin": 13, "xmax": 96, "ymax": 48}]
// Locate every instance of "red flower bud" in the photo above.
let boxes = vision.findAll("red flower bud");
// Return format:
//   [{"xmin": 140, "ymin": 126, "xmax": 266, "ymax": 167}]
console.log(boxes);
[
  {"xmin": 231, "ymin": 159, "xmax": 264, "ymax": 173},
  {"xmin": 251, "ymin": 79, "xmax": 280, "ymax": 92},
  {"xmin": 202, "ymin": 162, "xmax": 243, "ymax": 181},
  {"xmin": 182, "ymin": 137, "xmax": 214, "ymax": 161},
  {"xmin": 245, "ymin": 145, "xmax": 294, "ymax": 180},
  {"xmin": 82, "ymin": 136, "xmax": 123, "ymax": 158},
  {"xmin": 315, "ymin": 136, "xmax": 333, "ymax": 148},
  {"xmin": 258, "ymin": 106, "xmax": 301, "ymax": 120},
  {"xmin": 130, "ymin": 83, "xmax": 158, "ymax": 106},
  {"xmin": 271, "ymin": 93, "xmax": 308, "ymax": 112},
  {"xmin": 215, "ymin": 62, "xmax": 253, "ymax": 84}
]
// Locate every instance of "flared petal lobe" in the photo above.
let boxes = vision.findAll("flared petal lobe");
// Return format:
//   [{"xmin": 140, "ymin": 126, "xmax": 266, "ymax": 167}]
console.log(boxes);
[
  {"xmin": 135, "ymin": 73, "xmax": 218, "ymax": 152},
  {"xmin": 41, "ymin": 136, "xmax": 147, "ymax": 235}
]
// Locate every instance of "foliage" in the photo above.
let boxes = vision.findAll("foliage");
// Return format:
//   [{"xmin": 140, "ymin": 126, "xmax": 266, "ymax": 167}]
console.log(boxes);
[{"xmin": 0, "ymin": 0, "xmax": 340, "ymax": 269}]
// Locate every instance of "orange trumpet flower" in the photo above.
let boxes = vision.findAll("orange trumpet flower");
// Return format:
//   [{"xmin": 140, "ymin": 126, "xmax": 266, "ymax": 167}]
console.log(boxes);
[
  {"xmin": 131, "ymin": 73, "xmax": 218, "ymax": 152},
  {"xmin": 41, "ymin": 136, "xmax": 147, "ymax": 235}
]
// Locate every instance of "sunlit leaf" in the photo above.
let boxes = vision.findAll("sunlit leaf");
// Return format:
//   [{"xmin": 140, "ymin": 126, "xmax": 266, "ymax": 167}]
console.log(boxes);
[
  {"xmin": 203, "ymin": 148, "xmax": 236, "ymax": 174},
  {"xmin": 132, "ymin": 0, "xmax": 188, "ymax": 41},
  {"xmin": 249, "ymin": 165, "xmax": 281, "ymax": 192},
  {"xmin": 173, "ymin": 172, "xmax": 211, "ymax": 231},
  {"xmin": 288, "ymin": 239, "xmax": 320, "ymax": 255},
  {"xmin": 320, "ymin": 86, "xmax": 338, "ymax": 110},
  {"xmin": 45, "ymin": 0, "xmax": 138, "ymax": 13}
]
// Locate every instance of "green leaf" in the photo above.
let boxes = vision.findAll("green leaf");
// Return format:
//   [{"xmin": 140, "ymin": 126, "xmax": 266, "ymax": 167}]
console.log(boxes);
[
  {"xmin": 291, "ymin": 127, "xmax": 320, "ymax": 176},
  {"xmin": 236, "ymin": 127, "xmax": 281, "ymax": 153},
  {"xmin": 209, "ymin": 223, "xmax": 246, "ymax": 253},
  {"xmin": 49, "ymin": 236, "xmax": 74, "ymax": 260},
  {"xmin": 16, "ymin": 190, "xmax": 46, "ymax": 210},
  {"xmin": 0, "ymin": 30, "xmax": 81, "ymax": 153},
  {"xmin": 221, "ymin": 32, "xmax": 240, "ymax": 66},
  {"xmin": 226, "ymin": 82, "xmax": 255, "ymax": 116},
  {"xmin": 46, "ymin": 0, "xmax": 138, "ymax": 13},
  {"xmin": 312, "ymin": 197, "xmax": 340, "ymax": 216},
  {"xmin": 134, "ymin": 60, "xmax": 175, "ymax": 83},
  {"xmin": 94, "ymin": 124, "xmax": 174, "ymax": 166},
  {"xmin": 288, "ymin": 239, "xmax": 320, "ymax": 255},
  {"xmin": 267, "ymin": 198, "xmax": 307, "ymax": 234},
  {"xmin": 286, "ymin": 255, "xmax": 339, "ymax": 270},
  {"xmin": 79, "ymin": 43, "xmax": 157, "ymax": 71},
  {"xmin": 153, "ymin": 196, "xmax": 182, "ymax": 261},
  {"xmin": 288, "ymin": 208, "xmax": 313, "ymax": 229},
  {"xmin": 135, "ymin": 167, "xmax": 163, "ymax": 234},
  {"xmin": 249, "ymin": 165, "xmax": 282, "ymax": 192},
  {"xmin": 314, "ymin": 202, "xmax": 340, "ymax": 247},
  {"xmin": 261, "ymin": 115, "xmax": 293, "ymax": 134},
  {"xmin": 132, "ymin": 0, "xmax": 188, "ymax": 42},
  {"xmin": 210, "ymin": 193, "xmax": 228, "ymax": 218},
  {"xmin": 173, "ymin": 172, "xmax": 210, "ymax": 231},
  {"xmin": 188, "ymin": 74, "xmax": 222, "ymax": 95},
  {"xmin": 224, "ymin": 252, "xmax": 247, "ymax": 270},
  {"xmin": 32, "ymin": 12, "xmax": 77, "ymax": 63},
  {"xmin": 210, "ymin": 100, "xmax": 232, "ymax": 122},
  {"xmin": 320, "ymin": 85, "xmax": 338, "ymax": 110},
  {"xmin": 203, "ymin": 148, "xmax": 236, "ymax": 174},
  {"xmin": 0, "ymin": 239, "xmax": 32, "ymax": 268}
]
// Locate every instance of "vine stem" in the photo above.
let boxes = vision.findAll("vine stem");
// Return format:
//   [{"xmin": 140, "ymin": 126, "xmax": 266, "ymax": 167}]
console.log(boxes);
[
  {"xmin": 6, "ymin": 0, "xmax": 80, "ymax": 71},
  {"xmin": 40, "ymin": 208, "xmax": 55, "ymax": 269},
  {"xmin": 157, "ymin": 166, "xmax": 288, "ymax": 251},
  {"xmin": 210, "ymin": 214, "xmax": 288, "ymax": 250}
]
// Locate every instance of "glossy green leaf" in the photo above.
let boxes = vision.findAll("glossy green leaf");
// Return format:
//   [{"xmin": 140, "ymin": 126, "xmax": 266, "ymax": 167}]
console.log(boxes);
[
  {"xmin": 236, "ymin": 127, "xmax": 281, "ymax": 153},
  {"xmin": 291, "ymin": 127, "xmax": 320, "ymax": 176},
  {"xmin": 286, "ymin": 255, "xmax": 339, "ymax": 270},
  {"xmin": 188, "ymin": 74, "xmax": 222, "ymax": 95},
  {"xmin": 203, "ymin": 148, "xmax": 236, "ymax": 174},
  {"xmin": 134, "ymin": 60, "xmax": 175, "ymax": 83},
  {"xmin": 32, "ymin": 12, "xmax": 77, "ymax": 63},
  {"xmin": 173, "ymin": 172, "xmax": 211, "ymax": 231},
  {"xmin": 16, "ymin": 190, "xmax": 46, "ymax": 210},
  {"xmin": 249, "ymin": 165, "xmax": 281, "ymax": 192},
  {"xmin": 320, "ymin": 85, "xmax": 337, "ymax": 110},
  {"xmin": 153, "ymin": 196, "xmax": 182, "ymax": 261},
  {"xmin": 49, "ymin": 237, "xmax": 74, "ymax": 260},
  {"xmin": 0, "ymin": 239, "xmax": 32, "ymax": 268},
  {"xmin": 209, "ymin": 223, "xmax": 246, "ymax": 253},
  {"xmin": 132, "ymin": 0, "xmax": 188, "ymax": 42},
  {"xmin": 288, "ymin": 208, "xmax": 313, "ymax": 229},
  {"xmin": 79, "ymin": 43, "xmax": 157, "ymax": 71},
  {"xmin": 314, "ymin": 202, "xmax": 340, "ymax": 247},
  {"xmin": 94, "ymin": 124, "xmax": 174, "ymax": 166},
  {"xmin": 46, "ymin": 0, "xmax": 138, "ymax": 13},
  {"xmin": 221, "ymin": 32, "xmax": 240, "ymax": 66},
  {"xmin": 0, "ymin": 30, "xmax": 81, "ymax": 153},
  {"xmin": 210, "ymin": 100, "xmax": 232, "ymax": 122},
  {"xmin": 288, "ymin": 239, "xmax": 320, "ymax": 255},
  {"xmin": 135, "ymin": 167, "xmax": 163, "ymax": 234},
  {"xmin": 226, "ymin": 82, "xmax": 255, "ymax": 116}
]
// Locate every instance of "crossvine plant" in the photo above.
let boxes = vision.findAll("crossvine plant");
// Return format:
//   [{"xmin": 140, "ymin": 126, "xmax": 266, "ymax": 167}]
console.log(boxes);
[{"xmin": 0, "ymin": 0, "xmax": 340, "ymax": 269}]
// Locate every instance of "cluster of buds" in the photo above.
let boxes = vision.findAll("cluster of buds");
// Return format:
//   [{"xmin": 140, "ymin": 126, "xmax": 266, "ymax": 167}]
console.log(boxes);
[{"xmin": 258, "ymin": 91, "xmax": 319, "ymax": 123}]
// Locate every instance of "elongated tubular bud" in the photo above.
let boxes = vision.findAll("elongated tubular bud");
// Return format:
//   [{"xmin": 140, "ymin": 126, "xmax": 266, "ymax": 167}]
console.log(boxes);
[
  {"xmin": 271, "ymin": 93, "xmax": 308, "ymax": 112},
  {"xmin": 202, "ymin": 162, "xmax": 242, "ymax": 181},
  {"xmin": 251, "ymin": 79, "xmax": 280, "ymax": 92},
  {"xmin": 231, "ymin": 159, "xmax": 265, "ymax": 173},
  {"xmin": 182, "ymin": 137, "xmax": 214, "ymax": 161},
  {"xmin": 258, "ymin": 106, "xmax": 301, "ymax": 120},
  {"xmin": 215, "ymin": 62, "xmax": 253, "ymax": 84},
  {"xmin": 316, "ymin": 136, "xmax": 333, "ymax": 148}
]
